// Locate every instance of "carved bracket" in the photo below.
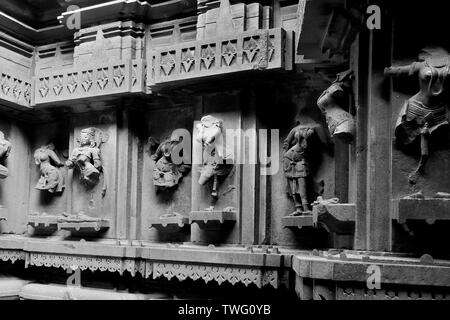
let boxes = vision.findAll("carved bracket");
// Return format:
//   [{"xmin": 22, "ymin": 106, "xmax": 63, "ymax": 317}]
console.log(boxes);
[{"xmin": 189, "ymin": 210, "xmax": 237, "ymax": 229}]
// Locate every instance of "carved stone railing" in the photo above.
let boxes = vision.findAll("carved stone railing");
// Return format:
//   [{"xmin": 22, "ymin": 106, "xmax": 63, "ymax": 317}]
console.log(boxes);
[
  {"xmin": 0, "ymin": 70, "xmax": 32, "ymax": 109},
  {"xmin": 34, "ymin": 59, "xmax": 146, "ymax": 105},
  {"xmin": 147, "ymin": 28, "xmax": 289, "ymax": 87}
]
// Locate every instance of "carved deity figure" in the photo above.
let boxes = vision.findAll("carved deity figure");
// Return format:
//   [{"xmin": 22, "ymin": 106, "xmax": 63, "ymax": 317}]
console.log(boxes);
[
  {"xmin": 151, "ymin": 134, "xmax": 190, "ymax": 190},
  {"xmin": 385, "ymin": 47, "xmax": 450, "ymax": 184},
  {"xmin": 34, "ymin": 144, "xmax": 65, "ymax": 193},
  {"xmin": 66, "ymin": 128, "xmax": 107, "ymax": 188},
  {"xmin": 0, "ymin": 131, "xmax": 11, "ymax": 179},
  {"xmin": 283, "ymin": 123, "xmax": 317, "ymax": 216},
  {"xmin": 196, "ymin": 115, "xmax": 234, "ymax": 206},
  {"xmin": 317, "ymin": 70, "xmax": 355, "ymax": 143}
]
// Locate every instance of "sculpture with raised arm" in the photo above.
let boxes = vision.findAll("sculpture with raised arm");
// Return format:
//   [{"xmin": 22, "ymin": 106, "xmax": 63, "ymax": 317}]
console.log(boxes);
[
  {"xmin": 385, "ymin": 47, "xmax": 450, "ymax": 184},
  {"xmin": 66, "ymin": 128, "xmax": 108, "ymax": 192}
]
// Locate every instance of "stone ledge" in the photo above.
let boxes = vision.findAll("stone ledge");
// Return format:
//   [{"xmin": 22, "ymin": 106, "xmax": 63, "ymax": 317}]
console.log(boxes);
[{"xmin": 393, "ymin": 198, "xmax": 450, "ymax": 224}]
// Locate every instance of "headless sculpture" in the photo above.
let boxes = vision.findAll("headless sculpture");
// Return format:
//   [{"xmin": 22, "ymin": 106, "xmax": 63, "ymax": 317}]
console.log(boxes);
[
  {"xmin": 385, "ymin": 47, "xmax": 450, "ymax": 184},
  {"xmin": 317, "ymin": 70, "xmax": 355, "ymax": 143},
  {"xmin": 283, "ymin": 123, "xmax": 315, "ymax": 216},
  {"xmin": 34, "ymin": 144, "xmax": 65, "ymax": 194},
  {"xmin": 196, "ymin": 115, "xmax": 234, "ymax": 210},
  {"xmin": 151, "ymin": 134, "xmax": 190, "ymax": 190}
]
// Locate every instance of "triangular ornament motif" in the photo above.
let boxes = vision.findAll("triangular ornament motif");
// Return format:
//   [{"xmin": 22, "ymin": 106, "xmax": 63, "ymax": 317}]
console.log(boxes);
[
  {"xmin": 97, "ymin": 78, "xmax": 108, "ymax": 90},
  {"xmin": 2, "ymin": 85, "xmax": 10, "ymax": 96},
  {"xmin": 39, "ymin": 87, "xmax": 49, "ymax": 98},
  {"xmin": 202, "ymin": 56, "xmax": 214, "ymax": 70},
  {"xmin": 113, "ymin": 75, "xmax": 124, "ymax": 87},
  {"xmin": 82, "ymin": 80, "xmax": 92, "ymax": 92},
  {"xmin": 53, "ymin": 85, "xmax": 63, "ymax": 96},
  {"xmin": 182, "ymin": 59, "xmax": 194, "ymax": 73},
  {"xmin": 161, "ymin": 63, "xmax": 174, "ymax": 76},
  {"xmin": 67, "ymin": 82, "xmax": 77, "ymax": 94},
  {"xmin": 13, "ymin": 88, "xmax": 21, "ymax": 99}
]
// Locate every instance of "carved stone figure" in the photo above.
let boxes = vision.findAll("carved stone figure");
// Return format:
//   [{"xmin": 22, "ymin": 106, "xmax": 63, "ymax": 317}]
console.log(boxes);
[
  {"xmin": 317, "ymin": 70, "xmax": 355, "ymax": 143},
  {"xmin": 66, "ymin": 128, "xmax": 108, "ymax": 191},
  {"xmin": 0, "ymin": 131, "xmax": 11, "ymax": 179},
  {"xmin": 196, "ymin": 115, "xmax": 234, "ymax": 206},
  {"xmin": 385, "ymin": 47, "xmax": 450, "ymax": 184},
  {"xmin": 283, "ymin": 123, "xmax": 316, "ymax": 216},
  {"xmin": 34, "ymin": 144, "xmax": 65, "ymax": 194},
  {"xmin": 151, "ymin": 134, "xmax": 190, "ymax": 190}
]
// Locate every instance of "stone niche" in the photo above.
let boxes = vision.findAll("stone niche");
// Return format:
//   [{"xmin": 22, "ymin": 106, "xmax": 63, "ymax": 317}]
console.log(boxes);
[
  {"xmin": 67, "ymin": 111, "xmax": 117, "ymax": 238},
  {"xmin": 260, "ymin": 85, "xmax": 354, "ymax": 248},
  {"xmin": 28, "ymin": 121, "xmax": 69, "ymax": 232},
  {"xmin": 141, "ymin": 104, "xmax": 196, "ymax": 243},
  {"xmin": 190, "ymin": 93, "xmax": 242, "ymax": 245},
  {"xmin": 0, "ymin": 117, "xmax": 31, "ymax": 235}
]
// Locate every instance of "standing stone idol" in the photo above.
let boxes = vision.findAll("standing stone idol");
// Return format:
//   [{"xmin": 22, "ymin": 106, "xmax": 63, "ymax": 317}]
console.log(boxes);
[
  {"xmin": 317, "ymin": 70, "xmax": 355, "ymax": 143},
  {"xmin": 385, "ymin": 47, "xmax": 450, "ymax": 184},
  {"xmin": 66, "ymin": 128, "xmax": 108, "ymax": 190},
  {"xmin": 0, "ymin": 131, "xmax": 11, "ymax": 179},
  {"xmin": 196, "ymin": 115, "xmax": 234, "ymax": 207},
  {"xmin": 283, "ymin": 122, "xmax": 317, "ymax": 216},
  {"xmin": 34, "ymin": 144, "xmax": 65, "ymax": 194}
]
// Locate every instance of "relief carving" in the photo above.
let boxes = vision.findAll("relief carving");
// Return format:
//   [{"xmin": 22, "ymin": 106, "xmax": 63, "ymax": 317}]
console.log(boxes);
[
  {"xmin": 196, "ymin": 115, "xmax": 234, "ymax": 209},
  {"xmin": 0, "ymin": 131, "xmax": 11, "ymax": 179},
  {"xmin": 283, "ymin": 122, "xmax": 325, "ymax": 216},
  {"xmin": 150, "ymin": 134, "xmax": 191, "ymax": 191},
  {"xmin": 34, "ymin": 144, "xmax": 65, "ymax": 194},
  {"xmin": 385, "ymin": 47, "xmax": 450, "ymax": 184},
  {"xmin": 66, "ymin": 128, "xmax": 108, "ymax": 194},
  {"xmin": 317, "ymin": 70, "xmax": 355, "ymax": 143}
]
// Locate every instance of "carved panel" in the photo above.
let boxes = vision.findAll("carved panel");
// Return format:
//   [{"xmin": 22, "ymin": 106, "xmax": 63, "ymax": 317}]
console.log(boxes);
[
  {"xmin": 25, "ymin": 252, "xmax": 146, "ymax": 277},
  {"xmin": 34, "ymin": 59, "xmax": 145, "ymax": 104},
  {"xmin": 0, "ymin": 249, "xmax": 26, "ymax": 263},
  {"xmin": 0, "ymin": 71, "xmax": 32, "ymax": 108},
  {"xmin": 151, "ymin": 262, "xmax": 280, "ymax": 288},
  {"xmin": 147, "ymin": 28, "xmax": 287, "ymax": 87}
]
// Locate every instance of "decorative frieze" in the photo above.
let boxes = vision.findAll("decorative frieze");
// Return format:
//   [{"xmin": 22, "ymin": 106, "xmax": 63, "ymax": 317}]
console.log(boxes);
[
  {"xmin": 0, "ymin": 71, "xmax": 32, "ymax": 108},
  {"xmin": 147, "ymin": 28, "xmax": 287, "ymax": 87},
  {"xmin": 0, "ymin": 249, "xmax": 26, "ymax": 264},
  {"xmin": 25, "ymin": 252, "xmax": 146, "ymax": 277},
  {"xmin": 151, "ymin": 262, "xmax": 280, "ymax": 288},
  {"xmin": 34, "ymin": 59, "xmax": 146, "ymax": 104}
]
